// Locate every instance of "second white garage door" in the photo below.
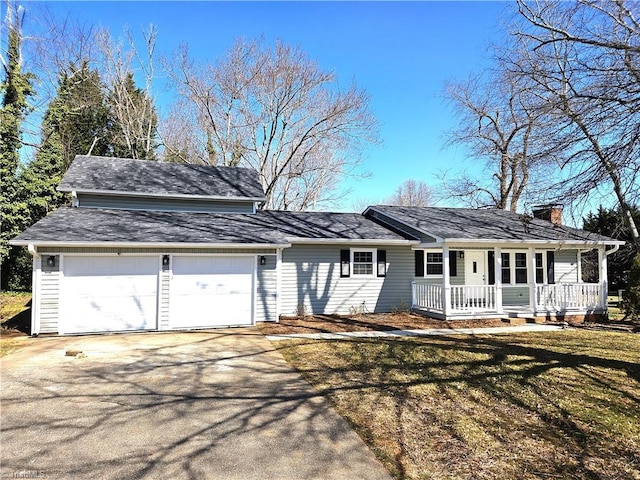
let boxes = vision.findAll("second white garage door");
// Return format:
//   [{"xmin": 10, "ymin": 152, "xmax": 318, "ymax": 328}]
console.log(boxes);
[{"xmin": 169, "ymin": 256, "xmax": 254, "ymax": 329}]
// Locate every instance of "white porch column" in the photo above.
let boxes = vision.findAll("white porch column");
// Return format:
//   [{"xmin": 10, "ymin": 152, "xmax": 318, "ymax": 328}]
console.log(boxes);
[
  {"xmin": 276, "ymin": 248, "xmax": 282, "ymax": 323},
  {"xmin": 495, "ymin": 247, "xmax": 503, "ymax": 314},
  {"xmin": 598, "ymin": 246, "xmax": 608, "ymax": 310},
  {"xmin": 529, "ymin": 247, "xmax": 537, "ymax": 313},
  {"xmin": 442, "ymin": 245, "xmax": 451, "ymax": 317}
]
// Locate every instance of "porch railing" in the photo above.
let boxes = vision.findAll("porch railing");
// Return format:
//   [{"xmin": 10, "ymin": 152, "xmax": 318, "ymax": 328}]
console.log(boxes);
[
  {"xmin": 411, "ymin": 283, "xmax": 497, "ymax": 314},
  {"xmin": 412, "ymin": 281, "xmax": 603, "ymax": 315},
  {"xmin": 536, "ymin": 283, "xmax": 601, "ymax": 310},
  {"xmin": 412, "ymin": 283, "xmax": 443, "ymax": 311},
  {"xmin": 451, "ymin": 285, "xmax": 497, "ymax": 312}
]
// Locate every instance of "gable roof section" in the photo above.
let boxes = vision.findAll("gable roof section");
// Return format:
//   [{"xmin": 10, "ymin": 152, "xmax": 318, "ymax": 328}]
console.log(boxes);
[
  {"xmin": 58, "ymin": 156, "xmax": 266, "ymax": 202},
  {"xmin": 366, "ymin": 205, "xmax": 621, "ymax": 245},
  {"xmin": 11, "ymin": 208, "xmax": 413, "ymax": 247}
]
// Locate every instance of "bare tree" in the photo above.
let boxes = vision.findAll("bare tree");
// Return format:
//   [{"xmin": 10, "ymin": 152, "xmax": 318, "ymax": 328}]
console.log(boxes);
[
  {"xmin": 386, "ymin": 179, "xmax": 433, "ymax": 207},
  {"xmin": 442, "ymin": 69, "xmax": 552, "ymax": 211},
  {"xmin": 162, "ymin": 39, "xmax": 378, "ymax": 211},
  {"xmin": 509, "ymin": 0, "xmax": 640, "ymax": 240},
  {"xmin": 96, "ymin": 26, "xmax": 158, "ymax": 159}
]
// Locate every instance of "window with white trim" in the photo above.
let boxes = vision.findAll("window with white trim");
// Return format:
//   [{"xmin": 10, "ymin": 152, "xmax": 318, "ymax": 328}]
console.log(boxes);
[
  {"xmin": 351, "ymin": 249, "xmax": 376, "ymax": 276},
  {"xmin": 426, "ymin": 251, "xmax": 443, "ymax": 276},
  {"xmin": 535, "ymin": 252, "xmax": 545, "ymax": 284},
  {"xmin": 515, "ymin": 252, "xmax": 528, "ymax": 284}
]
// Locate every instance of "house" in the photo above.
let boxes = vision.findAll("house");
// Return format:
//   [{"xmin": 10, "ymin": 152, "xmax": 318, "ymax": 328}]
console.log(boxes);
[{"xmin": 10, "ymin": 156, "xmax": 622, "ymax": 335}]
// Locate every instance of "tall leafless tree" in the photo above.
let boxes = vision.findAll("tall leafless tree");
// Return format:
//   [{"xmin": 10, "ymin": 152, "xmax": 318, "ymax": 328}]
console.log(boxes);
[
  {"xmin": 509, "ymin": 0, "xmax": 640, "ymax": 240},
  {"xmin": 97, "ymin": 26, "xmax": 158, "ymax": 159},
  {"xmin": 162, "ymin": 39, "xmax": 378, "ymax": 211},
  {"xmin": 442, "ymin": 69, "xmax": 552, "ymax": 211}
]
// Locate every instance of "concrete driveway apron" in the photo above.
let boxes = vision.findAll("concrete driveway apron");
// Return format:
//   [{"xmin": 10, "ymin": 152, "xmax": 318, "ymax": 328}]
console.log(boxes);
[{"xmin": 1, "ymin": 329, "xmax": 391, "ymax": 480}]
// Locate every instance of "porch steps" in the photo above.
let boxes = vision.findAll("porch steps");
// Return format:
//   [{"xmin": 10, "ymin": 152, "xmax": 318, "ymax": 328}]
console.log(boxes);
[{"xmin": 501, "ymin": 311, "xmax": 540, "ymax": 325}]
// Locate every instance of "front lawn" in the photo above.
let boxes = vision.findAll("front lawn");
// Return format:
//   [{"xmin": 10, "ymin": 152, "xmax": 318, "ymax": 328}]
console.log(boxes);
[{"xmin": 276, "ymin": 330, "xmax": 640, "ymax": 480}]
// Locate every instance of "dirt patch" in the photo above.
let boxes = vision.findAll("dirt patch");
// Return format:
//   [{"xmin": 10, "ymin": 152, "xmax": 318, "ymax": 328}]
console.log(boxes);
[{"xmin": 257, "ymin": 312, "xmax": 511, "ymax": 335}]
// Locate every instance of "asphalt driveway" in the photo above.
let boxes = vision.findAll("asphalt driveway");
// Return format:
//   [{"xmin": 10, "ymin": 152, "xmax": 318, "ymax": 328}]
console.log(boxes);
[{"xmin": 0, "ymin": 329, "xmax": 391, "ymax": 480}]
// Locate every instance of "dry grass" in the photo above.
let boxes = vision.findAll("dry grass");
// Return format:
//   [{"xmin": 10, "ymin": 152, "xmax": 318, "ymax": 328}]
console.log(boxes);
[
  {"xmin": 258, "ymin": 312, "xmax": 510, "ymax": 335},
  {"xmin": 276, "ymin": 330, "xmax": 640, "ymax": 480},
  {"xmin": 1, "ymin": 292, "xmax": 31, "ymax": 356}
]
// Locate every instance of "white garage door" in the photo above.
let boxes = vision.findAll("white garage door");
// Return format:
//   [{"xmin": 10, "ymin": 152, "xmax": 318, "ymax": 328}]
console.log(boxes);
[
  {"xmin": 60, "ymin": 256, "xmax": 158, "ymax": 334},
  {"xmin": 170, "ymin": 256, "xmax": 254, "ymax": 329}
]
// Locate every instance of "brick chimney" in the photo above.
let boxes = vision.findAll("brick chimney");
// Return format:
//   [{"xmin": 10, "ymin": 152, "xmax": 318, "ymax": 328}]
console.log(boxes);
[{"xmin": 532, "ymin": 204, "xmax": 563, "ymax": 225}]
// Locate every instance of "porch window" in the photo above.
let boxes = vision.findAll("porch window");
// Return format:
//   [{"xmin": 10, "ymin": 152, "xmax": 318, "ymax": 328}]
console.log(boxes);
[
  {"xmin": 426, "ymin": 252, "xmax": 443, "ymax": 275},
  {"xmin": 515, "ymin": 252, "xmax": 527, "ymax": 283},
  {"xmin": 501, "ymin": 253, "xmax": 511, "ymax": 284},
  {"xmin": 535, "ymin": 253, "xmax": 544, "ymax": 283}
]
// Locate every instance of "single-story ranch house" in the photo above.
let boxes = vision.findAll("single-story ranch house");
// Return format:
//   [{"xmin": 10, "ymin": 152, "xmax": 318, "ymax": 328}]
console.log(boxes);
[{"xmin": 11, "ymin": 156, "xmax": 622, "ymax": 335}]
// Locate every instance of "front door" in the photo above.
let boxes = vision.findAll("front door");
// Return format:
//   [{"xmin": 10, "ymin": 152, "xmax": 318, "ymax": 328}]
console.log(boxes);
[{"xmin": 465, "ymin": 251, "xmax": 486, "ymax": 285}]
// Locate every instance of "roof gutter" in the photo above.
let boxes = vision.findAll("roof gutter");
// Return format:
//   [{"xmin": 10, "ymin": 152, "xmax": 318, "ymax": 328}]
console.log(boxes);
[
  {"xmin": 10, "ymin": 240, "xmax": 292, "ymax": 249},
  {"xmin": 285, "ymin": 237, "xmax": 420, "ymax": 245},
  {"xmin": 414, "ymin": 238, "xmax": 625, "ymax": 248}
]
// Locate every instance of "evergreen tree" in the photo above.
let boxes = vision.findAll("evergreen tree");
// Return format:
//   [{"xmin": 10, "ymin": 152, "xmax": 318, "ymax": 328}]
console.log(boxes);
[
  {"xmin": 624, "ymin": 253, "xmax": 640, "ymax": 320},
  {"xmin": 583, "ymin": 206, "xmax": 639, "ymax": 292},
  {"xmin": 0, "ymin": 2, "xmax": 34, "ymax": 290}
]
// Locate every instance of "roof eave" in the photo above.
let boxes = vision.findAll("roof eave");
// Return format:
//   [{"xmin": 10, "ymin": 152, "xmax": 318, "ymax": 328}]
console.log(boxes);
[{"xmin": 58, "ymin": 187, "xmax": 266, "ymax": 203}]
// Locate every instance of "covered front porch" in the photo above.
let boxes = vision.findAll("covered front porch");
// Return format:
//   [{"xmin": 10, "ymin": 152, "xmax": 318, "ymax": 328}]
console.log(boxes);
[{"xmin": 411, "ymin": 244, "xmax": 612, "ymax": 320}]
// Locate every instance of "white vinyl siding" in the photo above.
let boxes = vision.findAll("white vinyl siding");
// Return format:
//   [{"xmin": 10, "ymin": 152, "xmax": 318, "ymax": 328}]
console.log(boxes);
[
  {"xmin": 256, "ymin": 255, "xmax": 277, "ymax": 322},
  {"xmin": 281, "ymin": 244, "xmax": 413, "ymax": 315},
  {"xmin": 555, "ymin": 249, "xmax": 579, "ymax": 283},
  {"xmin": 38, "ymin": 257, "xmax": 61, "ymax": 334}
]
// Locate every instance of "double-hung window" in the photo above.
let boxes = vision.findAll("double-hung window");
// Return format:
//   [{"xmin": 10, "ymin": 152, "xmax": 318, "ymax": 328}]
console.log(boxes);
[
  {"xmin": 352, "ymin": 250, "xmax": 374, "ymax": 275},
  {"xmin": 515, "ymin": 252, "xmax": 528, "ymax": 284},
  {"xmin": 426, "ymin": 252, "xmax": 443, "ymax": 276},
  {"xmin": 501, "ymin": 252, "xmax": 511, "ymax": 284}
]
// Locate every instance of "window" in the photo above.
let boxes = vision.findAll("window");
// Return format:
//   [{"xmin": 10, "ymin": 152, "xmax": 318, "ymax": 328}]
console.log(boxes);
[
  {"xmin": 535, "ymin": 252, "xmax": 544, "ymax": 284},
  {"xmin": 501, "ymin": 252, "xmax": 511, "ymax": 284},
  {"xmin": 352, "ymin": 249, "xmax": 374, "ymax": 276},
  {"xmin": 515, "ymin": 252, "xmax": 527, "ymax": 284},
  {"xmin": 426, "ymin": 252, "xmax": 443, "ymax": 275}
]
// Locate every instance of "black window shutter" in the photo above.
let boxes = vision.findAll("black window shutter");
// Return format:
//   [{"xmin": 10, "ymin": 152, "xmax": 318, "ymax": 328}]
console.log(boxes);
[
  {"xmin": 377, "ymin": 249, "xmax": 387, "ymax": 277},
  {"xmin": 414, "ymin": 250, "xmax": 424, "ymax": 277},
  {"xmin": 340, "ymin": 249, "xmax": 350, "ymax": 278},
  {"xmin": 547, "ymin": 251, "xmax": 555, "ymax": 284},
  {"xmin": 488, "ymin": 251, "xmax": 495, "ymax": 285},
  {"xmin": 449, "ymin": 251, "xmax": 457, "ymax": 277}
]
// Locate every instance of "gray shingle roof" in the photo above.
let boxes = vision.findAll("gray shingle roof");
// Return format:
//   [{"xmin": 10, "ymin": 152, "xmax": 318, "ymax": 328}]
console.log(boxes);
[
  {"xmin": 261, "ymin": 211, "xmax": 412, "ymax": 241},
  {"xmin": 368, "ymin": 205, "xmax": 619, "ymax": 243},
  {"xmin": 11, "ymin": 208, "xmax": 412, "ymax": 246},
  {"xmin": 58, "ymin": 156, "xmax": 266, "ymax": 201},
  {"xmin": 11, "ymin": 208, "xmax": 287, "ymax": 245}
]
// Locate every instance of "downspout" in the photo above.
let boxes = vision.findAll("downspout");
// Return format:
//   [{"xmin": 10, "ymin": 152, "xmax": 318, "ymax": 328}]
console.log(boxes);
[{"xmin": 27, "ymin": 244, "xmax": 40, "ymax": 337}]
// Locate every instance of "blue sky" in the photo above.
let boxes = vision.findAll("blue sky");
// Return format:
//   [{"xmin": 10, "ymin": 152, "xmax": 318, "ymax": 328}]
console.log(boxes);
[{"xmin": 24, "ymin": 1, "xmax": 510, "ymax": 210}]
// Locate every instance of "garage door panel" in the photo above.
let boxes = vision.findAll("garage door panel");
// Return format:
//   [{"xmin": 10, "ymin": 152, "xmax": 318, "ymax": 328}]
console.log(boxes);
[
  {"xmin": 170, "ymin": 256, "xmax": 254, "ymax": 329},
  {"xmin": 60, "ymin": 256, "xmax": 158, "ymax": 334}
]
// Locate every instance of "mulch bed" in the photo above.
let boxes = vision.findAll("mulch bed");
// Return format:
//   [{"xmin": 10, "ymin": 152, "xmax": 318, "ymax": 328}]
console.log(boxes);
[{"xmin": 256, "ymin": 312, "xmax": 511, "ymax": 335}]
